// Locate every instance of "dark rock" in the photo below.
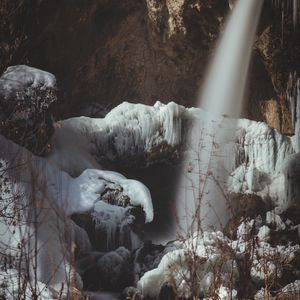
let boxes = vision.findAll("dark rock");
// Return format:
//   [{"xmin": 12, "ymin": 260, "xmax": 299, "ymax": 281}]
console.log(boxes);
[
  {"xmin": 101, "ymin": 187, "xmax": 130, "ymax": 208},
  {"xmin": 96, "ymin": 247, "xmax": 133, "ymax": 292},
  {"xmin": 79, "ymin": 247, "xmax": 133, "ymax": 292},
  {"xmin": 280, "ymin": 251, "xmax": 300, "ymax": 287},
  {"xmin": 133, "ymin": 240, "xmax": 166, "ymax": 284},
  {"xmin": 159, "ymin": 283, "xmax": 177, "ymax": 300},
  {"xmin": 281, "ymin": 204, "xmax": 300, "ymax": 226},
  {"xmin": 77, "ymin": 251, "xmax": 104, "ymax": 291}
]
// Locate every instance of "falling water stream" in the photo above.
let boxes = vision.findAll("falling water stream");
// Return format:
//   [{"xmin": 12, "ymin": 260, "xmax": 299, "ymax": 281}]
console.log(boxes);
[{"xmin": 176, "ymin": 0, "xmax": 264, "ymax": 237}]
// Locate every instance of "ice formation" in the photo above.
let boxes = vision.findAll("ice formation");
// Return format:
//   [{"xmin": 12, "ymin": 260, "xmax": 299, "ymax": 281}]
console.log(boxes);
[
  {"xmin": 48, "ymin": 101, "xmax": 190, "ymax": 174},
  {"xmin": 92, "ymin": 201, "xmax": 140, "ymax": 250},
  {"xmin": 48, "ymin": 100, "xmax": 298, "ymax": 232},
  {"xmin": 0, "ymin": 74, "xmax": 299, "ymax": 297},
  {"xmin": 50, "ymin": 102, "xmax": 294, "ymax": 187},
  {"xmin": 0, "ymin": 132, "xmax": 153, "ymax": 297}
]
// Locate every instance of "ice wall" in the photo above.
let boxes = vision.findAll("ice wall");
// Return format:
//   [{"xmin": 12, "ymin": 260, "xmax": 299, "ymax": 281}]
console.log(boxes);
[{"xmin": 50, "ymin": 101, "xmax": 297, "ymax": 229}]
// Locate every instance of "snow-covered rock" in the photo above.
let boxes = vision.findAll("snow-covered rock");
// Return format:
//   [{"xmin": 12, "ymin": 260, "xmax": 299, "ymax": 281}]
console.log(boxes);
[
  {"xmin": 138, "ymin": 210, "xmax": 300, "ymax": 299},
  {"xmin": 48, "ymin": 101, "xmax": 190, "ymax": 174},
  {"xmin": 137, "ymin": 231, "xmax": 239, "ymax": 299},
  {"xmin": 66, "ymin": 169, "xmax": 153, "ymax": 223},
  {"xmin": 0, "ymin": 65, "xmax": 57, "ymax": 154}
]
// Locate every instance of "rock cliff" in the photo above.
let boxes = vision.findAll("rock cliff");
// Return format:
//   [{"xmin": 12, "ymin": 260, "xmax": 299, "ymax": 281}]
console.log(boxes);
[{"xmin": 0, "ymin": 0, "xmax": 298, "ymax": 133}]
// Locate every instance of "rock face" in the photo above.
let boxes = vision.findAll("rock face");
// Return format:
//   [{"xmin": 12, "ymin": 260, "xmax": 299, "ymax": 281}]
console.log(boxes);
[
  {"xmin": 1, "ymin": 0, "xmax": 298, "ymax": 135},
  {"xmin": 26, "ymin": 0, "xmax": 227, "ymax": 116},
  {"xmin": 248, "ymin": 1, "xmax": 300, "ymax": 135}
]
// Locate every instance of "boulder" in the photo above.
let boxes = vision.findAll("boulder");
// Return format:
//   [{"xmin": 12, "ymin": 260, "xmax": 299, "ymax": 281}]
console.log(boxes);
[{"xmin": 0, "ymin": 65, "xmax": 57, "ymax": 154}]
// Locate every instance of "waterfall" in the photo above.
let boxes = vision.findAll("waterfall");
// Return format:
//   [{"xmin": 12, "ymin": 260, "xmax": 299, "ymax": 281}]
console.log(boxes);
[
  {"xmin": 176, "ymin": 0, "xmax": 264, "ymax": 237},
  {"xmin": 199, "ymin": 0, "xmax": 263, "ymax": 118}
]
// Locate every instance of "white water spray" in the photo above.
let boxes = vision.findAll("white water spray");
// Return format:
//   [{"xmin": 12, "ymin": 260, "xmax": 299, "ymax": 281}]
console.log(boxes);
[{"xmin": 176, "ymin": 0, "xmax": 264, "ymax": 237}]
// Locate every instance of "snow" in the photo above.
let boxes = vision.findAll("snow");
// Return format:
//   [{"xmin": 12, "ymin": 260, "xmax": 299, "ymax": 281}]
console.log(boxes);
[
  {"xmin": 0, "ymin": 65, "xmax": 56, "ymax": 97},
  {"xmin": 255, "ymin": 282, "xmax": 300, "ymax": 300},
  {"xmin": 234, "ymin": 119, "xmax": 293, "ymax": 173},
  {"xmin": 227, "ymin": 118, "xmax": 294, "ymax": 209},
  {"xmin": 254, "ymin": 280, "xmax": 300, "ymax": 300},
  {"xmin": 102, "ymin": 101, "xmax": 184, "ymax": 152},
  {"xmin": 281, "ymin": 280, "xmax": 300, "ymax": 294},
  {"xmin": 237, "ymin": 218, "xmax": 255, "ymax": 240},
  {"xmin": 47, "ymin": 100, "xmax": 299, "ymax": 240},
  {"xmin": 69, "ymin": 169, "xmax": 153, "ymax": 222},
  {"xmin": 254, "ymin": 288, "xmax": 273, "ymax": 300},
  {"xmin": 250, "ymin": 238, "xmax": 299, "ymax": 282}
]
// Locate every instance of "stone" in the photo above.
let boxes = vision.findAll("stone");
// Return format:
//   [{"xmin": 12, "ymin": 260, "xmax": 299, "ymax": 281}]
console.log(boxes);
[{"xmin": 0, "ymin": 65, "xmax": 57, "ymax": 154}]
